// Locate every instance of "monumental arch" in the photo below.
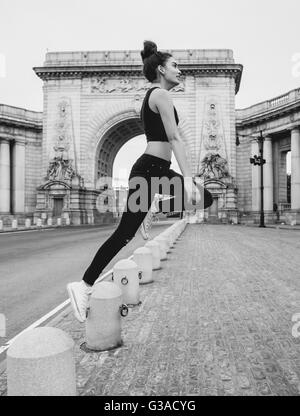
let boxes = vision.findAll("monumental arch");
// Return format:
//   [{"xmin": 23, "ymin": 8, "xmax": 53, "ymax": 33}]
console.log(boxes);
[
  {"xmin": 1, "ymin": 50, "xmax": 299, "ymax": 226},
  {"xmin": 33, "ymin": 49, "xmax": 242, "ymax": 224}
]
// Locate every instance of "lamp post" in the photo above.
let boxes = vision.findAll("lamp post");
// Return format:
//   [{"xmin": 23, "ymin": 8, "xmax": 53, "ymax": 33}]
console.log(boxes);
[{"xmin": 250, "ymin": 131, "xmax": 266, "ymax": 228}]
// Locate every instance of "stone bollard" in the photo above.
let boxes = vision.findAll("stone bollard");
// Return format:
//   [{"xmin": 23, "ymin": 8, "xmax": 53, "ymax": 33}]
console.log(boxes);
[
  {"xmin": 160, "ymin": 231, "xmax": 172, "ymax": 252},
  {"xmin": 0, "ymin": 220, "xmax": 3, "ymax": 231},
  {"xmin": 57, "ymin": 218, "xmax": 62, "ymax": 226},
  {"xmin": 36, "ymin": 218, "xmax": 42, "ymax": 227},
  {"xmin": 85, "ymin": 282, "xmax": 128, "ymax": 352},
  {"xmin": 47, "ymin": 218, "xmax": 53, "ymax": 226},
  {"xmin": 7, "ymin": 327, "xmax": 76, "ymax": 396},
  {"xmin": 25, "ymin": 218, "xmax": 31, "ymax": 228},
  {"xmin": 145, "ymin": 240, "xmax": 161, "ymax": 270},
  {"xmin": 65, "ymin": 217, "xmax": 70, "ymax": 226},
  {"xmin": 168, "ymin": 227, "xmax": 176, "ymax": 247},
  {"xmin": 113, "ymin": 259, "xmax": 140, "ymax": 307},
  {"xmin": 133, "ymin": 247, "xmax": 153, "ymax": 284},
  {"xmin": 12, "ymin": 219, "xmax": 18, "ymax": 229},
  {"xmin": 154, "ymin": 236, "xmax": 168, "ymax": 261}
]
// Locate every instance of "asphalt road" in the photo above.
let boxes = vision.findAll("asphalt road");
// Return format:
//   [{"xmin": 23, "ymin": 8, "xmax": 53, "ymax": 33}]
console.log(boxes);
[{"xmin": 0, "ymin": 222, "xmax": 172, "ymax": 347}]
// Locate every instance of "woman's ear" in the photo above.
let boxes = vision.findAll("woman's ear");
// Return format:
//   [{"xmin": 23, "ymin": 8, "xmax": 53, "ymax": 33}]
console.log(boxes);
[{"xmin": 158, "ymin": 65, "xmax": 165, "ymax": 75}]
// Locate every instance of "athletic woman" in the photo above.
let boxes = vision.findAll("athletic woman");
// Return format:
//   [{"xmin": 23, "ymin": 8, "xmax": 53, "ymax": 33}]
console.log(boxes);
[{"xmin": 67, "ymin": 40, "xmax": 213, "ymax": 322}]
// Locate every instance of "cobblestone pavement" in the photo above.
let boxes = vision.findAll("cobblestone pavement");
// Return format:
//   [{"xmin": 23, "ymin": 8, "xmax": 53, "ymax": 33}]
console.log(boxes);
[{"xmin": 1, "ymin": 224, "xmax": 300, "ymax": 396}]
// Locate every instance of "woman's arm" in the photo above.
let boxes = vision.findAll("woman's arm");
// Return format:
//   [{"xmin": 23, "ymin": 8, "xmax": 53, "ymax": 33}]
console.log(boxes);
[
  {"xmin": 154, "ymin": 89, "xmax": 192, "ymax": 177},
  {"xmin": 155, "ymin": 89, "xmax": 201, "ymax": 204}
]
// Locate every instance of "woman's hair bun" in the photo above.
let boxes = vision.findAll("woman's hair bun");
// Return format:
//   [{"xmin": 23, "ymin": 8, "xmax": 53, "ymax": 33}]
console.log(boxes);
[{"xmin": 140, "ymin": 40, "xmax": 158, "ymax": 61}]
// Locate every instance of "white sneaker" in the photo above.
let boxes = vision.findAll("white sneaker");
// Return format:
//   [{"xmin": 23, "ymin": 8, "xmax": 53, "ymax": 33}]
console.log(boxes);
[
  {"xmin": 140, "ymin": 208, "xmax": 155, "ymax": 240},
  {"xmin": 140, "ymin": 216, "xmax": 150, "ymax": 240},
  {"xmin": 67, "ymin": 281, "xmax": 92, "ymax": 323}
]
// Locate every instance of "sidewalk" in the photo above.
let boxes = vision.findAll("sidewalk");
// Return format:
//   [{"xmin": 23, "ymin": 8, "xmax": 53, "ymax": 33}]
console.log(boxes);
[{"xmin": 1, "ymin": 224, "xmax": 300, "ymax": 396}]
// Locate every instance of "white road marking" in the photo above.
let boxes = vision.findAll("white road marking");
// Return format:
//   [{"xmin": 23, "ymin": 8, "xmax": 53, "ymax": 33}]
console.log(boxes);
[{"xmin": 0, "ymin": 228, "xmax": 56, "ymax": 235}]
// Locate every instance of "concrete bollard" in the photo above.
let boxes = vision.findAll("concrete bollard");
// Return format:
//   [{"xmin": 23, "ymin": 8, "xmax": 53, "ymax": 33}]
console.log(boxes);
[
  {"xmin": 7, "ymin": 327, "xmax": 76, "ymax": 396},
  {"xmin": 0, "ymin": 220, "xmax": 3, "ymax": 230},
  {"xmin": 168, "ymin": 227, "xmax": 177, "ymax": 246},
  {"xmin": 133, "ymin": 247, "xmax": 153, "ymax": 284},
  {"xmin": 154, "ymin": 236, "xmax": 168, "ymax": 261},
  {"xmin": 47, "ymin": 218, "xmax": 53, "ymax": 226},
  {"xmin": 36, "ymin": 218, "xmax": 42, "ymax": 227},
  {"xmin": 145, "ymin": 240, "xmax": 161, "ymax": 270},
  {"xmin": 113, "ymin": 259, "xmax": 140, "ymax": 307},
  {"xmin": 25, "ymin": 218, "xmax": 31, "ymax": 228},
  {"xmin": 57, "ymin": 218, "xmax": 62, "ymax": 226},
  {"xmin": 160, "ymin": 231, "xmax": 173, "ymax": 251},
  {"xmin": 65, "ymin": 217, "xmax": 70, "ymax": 225},
  {"xmin": 85, "ymin": 282, "xmax": 128, "ymax": 352},
  {"xmin": 12, "ymin": 219, "xmax": 18, "ymax": 229}
]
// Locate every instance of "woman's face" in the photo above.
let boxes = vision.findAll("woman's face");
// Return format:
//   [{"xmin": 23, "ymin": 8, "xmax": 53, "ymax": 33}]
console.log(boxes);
[{"xmin": 160, "ymin": 57, "xmax": 182, "ymax": 86}]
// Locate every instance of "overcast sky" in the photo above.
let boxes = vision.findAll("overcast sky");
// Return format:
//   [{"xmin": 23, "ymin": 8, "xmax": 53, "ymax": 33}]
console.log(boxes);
[{"xmin": 0, "ymin": 0, "xmax": 299, "ymax": 181}]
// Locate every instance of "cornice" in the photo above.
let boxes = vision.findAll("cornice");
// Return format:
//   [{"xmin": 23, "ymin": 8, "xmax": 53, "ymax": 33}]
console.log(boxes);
[
  {"xmin": 236, "ymin": 100, "xmax": 300, "ymax": 129},
  {"xmin": 33, "ymin": 63, "xmax": 243, "ymax": 94},
  {"xmin": 0, "ymin": 114, "xmax": 43, "ymax": 131}
]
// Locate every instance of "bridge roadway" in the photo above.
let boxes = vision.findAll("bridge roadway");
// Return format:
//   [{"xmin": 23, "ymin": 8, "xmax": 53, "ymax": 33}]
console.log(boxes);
[
  {"xmin": 1, "ymin": 223, "xmax": 300, "ymax": 395},
  {"xmin": 0, "ymin": 222, "xmax": 171, "ymax": 349}
]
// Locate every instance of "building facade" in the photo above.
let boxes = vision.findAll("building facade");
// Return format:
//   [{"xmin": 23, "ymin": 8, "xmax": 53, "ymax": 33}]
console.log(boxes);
[{"xmin": 0, "ymin": 49, "xmax": 299, "ymax": 225}]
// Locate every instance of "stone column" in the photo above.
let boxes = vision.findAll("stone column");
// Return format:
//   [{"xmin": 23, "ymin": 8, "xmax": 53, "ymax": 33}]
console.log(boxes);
[
  {"xmin": 251, "ymin": 140, "xmax": 261, "ymax": 211},
  {"xmin": 12, "ymin": 139, "xmax": 26, "ymax": 213},
  {"xmin": 291, "ymin": 127, "xmax": 300, "ymax": 210},
  {"xmin": 0, "ymin": 138, "xmax": 11, "ymax": 213},
  {"xmin": 263, "ymin": 137, "xmax": 274, "ymax": 211}
]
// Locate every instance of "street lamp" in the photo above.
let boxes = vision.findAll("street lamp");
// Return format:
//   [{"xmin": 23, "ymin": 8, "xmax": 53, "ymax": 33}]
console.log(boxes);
[{"xmin": 249, "ymin": 131, "xmax": 266, "ymax": 228}]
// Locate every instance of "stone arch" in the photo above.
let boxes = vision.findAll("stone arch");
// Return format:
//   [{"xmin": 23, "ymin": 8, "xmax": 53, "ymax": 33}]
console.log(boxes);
[
  {"xmin": 83, "ymin": 102, "xmax": 193, "ymax": 188},
  {"xmin": 94, "ymin": 113, "xmax": 144, "ymax": 185},
  {"xmin": 83, "ymin": 101, "xmax": 141, "ymax": 187}
]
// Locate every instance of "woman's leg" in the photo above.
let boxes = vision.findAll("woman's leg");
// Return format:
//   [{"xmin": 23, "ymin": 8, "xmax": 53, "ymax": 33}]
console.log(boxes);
[
  {"xmin": 82, "ymin": 196, "xmax": 149, "ymax": 286},
  {"xmin": 157, "ymin": 169, "xmax": 213, "ymax": 213},
  {"xmin": 67, "ymin": 169, "xmax": 156, "ymax": 322}
]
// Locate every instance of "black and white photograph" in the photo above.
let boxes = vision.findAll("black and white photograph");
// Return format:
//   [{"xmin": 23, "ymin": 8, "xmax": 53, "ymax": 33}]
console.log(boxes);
[{"xmin": 0, "ymin": 0, "xmax": 300, "ymax": 401}]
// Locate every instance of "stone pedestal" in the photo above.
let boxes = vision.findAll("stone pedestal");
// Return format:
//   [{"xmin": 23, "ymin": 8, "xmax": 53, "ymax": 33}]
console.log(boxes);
[{"xmin": 35, "ymin": 179, "xmax": 116, "ymax": 226}]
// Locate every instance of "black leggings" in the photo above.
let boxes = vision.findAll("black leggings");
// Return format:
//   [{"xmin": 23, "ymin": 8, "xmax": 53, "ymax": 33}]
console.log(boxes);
[{"xmin": 83, "ymin": 153, "xmax": 212, "ymax": 285}]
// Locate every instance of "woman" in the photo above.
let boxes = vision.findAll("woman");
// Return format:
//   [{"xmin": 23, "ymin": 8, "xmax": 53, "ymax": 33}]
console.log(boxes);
[{"xmin": 67, "ymin": 40, "xmax": 213, "ymax": 323}]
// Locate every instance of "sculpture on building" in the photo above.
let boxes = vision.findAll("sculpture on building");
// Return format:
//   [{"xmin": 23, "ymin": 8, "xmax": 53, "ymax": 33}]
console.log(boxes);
[
  {"xmin": 90, "ymin": 77, "xmax": 184, "ymax": 93},
  {"xmin": 47, "ymin": 156, "xmax": 75, "ymax": 181},
  {"xmin": 203, "ymin": 103, "xmax": 222, "ymax": 152},
  {"xmin": 198, "ymin": 153, "xmax": 229, "ymax": 180},
  {"xmin": 45, "ymin": 99, "xmax": 83, "ymax": 185}
]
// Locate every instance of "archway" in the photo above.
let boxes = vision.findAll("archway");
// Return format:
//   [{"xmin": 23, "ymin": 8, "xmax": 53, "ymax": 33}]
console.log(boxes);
[{"xmin": 95, "ymin": 117, "xmax": 144, "ymax": 182}]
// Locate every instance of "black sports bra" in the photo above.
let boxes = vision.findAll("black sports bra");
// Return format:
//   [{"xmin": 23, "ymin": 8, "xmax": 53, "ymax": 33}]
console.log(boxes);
[{"xmin": 140, "ymin": 87, "xmax": 179, "ymax": 143}]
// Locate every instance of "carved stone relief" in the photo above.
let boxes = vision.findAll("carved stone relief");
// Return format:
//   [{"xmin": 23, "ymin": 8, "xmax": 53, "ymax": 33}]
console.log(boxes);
[
  {"xmin": 45, "ymin": 99, "xmax": 82, "ymax": 185},
  {"xmin": 198, "ymin": 153, "xmax": 230, "ymax": 180},
  {"xmin": 197, "ymin": 98, "xmax": 229, "ymax": 178},
  {"xmin": 91, "ymin": 77, "xmax": 185, "ymax": 93}
]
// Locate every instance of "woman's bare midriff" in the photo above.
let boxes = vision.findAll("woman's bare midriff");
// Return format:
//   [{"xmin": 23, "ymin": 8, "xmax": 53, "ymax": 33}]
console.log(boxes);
[{"xmin": 144, "ymin": 141, "xmax": 172, "ymax": 162}]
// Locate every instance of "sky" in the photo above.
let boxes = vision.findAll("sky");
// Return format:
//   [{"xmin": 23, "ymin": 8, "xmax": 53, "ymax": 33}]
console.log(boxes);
[{"xmin": 0, "ymin": 0, "xmax": 299, "ymax": 182}]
